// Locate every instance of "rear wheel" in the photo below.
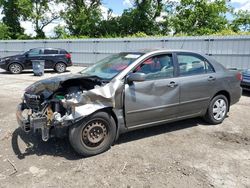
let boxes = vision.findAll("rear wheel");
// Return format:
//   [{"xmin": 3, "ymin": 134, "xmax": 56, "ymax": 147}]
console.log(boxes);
[
  {"xmin": 9, "ymin": 63, "xmax": 23, "ymax": 74},
  {"xmin": 69, "ymin": 111, "xmax": 116, "ymax": 157},
  {"xmin": 54, "ymin": 62, "xmax": 66, "ymax": 73},
  {"xmin": 204, "ymin": 95, "xmax": 228, "ymax": 124}
]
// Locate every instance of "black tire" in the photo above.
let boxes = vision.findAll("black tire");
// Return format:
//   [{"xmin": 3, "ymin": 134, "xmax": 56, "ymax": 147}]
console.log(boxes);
[
  {"xmin": 54, "ymin": 62, "xmax": 66, "ymax": 73},
  {"xmin": 9, "ymin": 63, "xmax": 23, "ymax": 74},
  {"xmin": 203, "ymin": 95, "xmax": 228, "ymax": 125},
  {"xmin": 69, "ymin": 111, "xmax": 116, "ymax": 157}
]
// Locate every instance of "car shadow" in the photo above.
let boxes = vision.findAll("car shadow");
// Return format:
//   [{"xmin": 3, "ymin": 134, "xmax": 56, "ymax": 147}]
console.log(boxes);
[
  {"xmin": 11, "ymin": 127, "xmax": 81, "ymax": 160},
  {"xmin": 11, "ymin": 118, "xmax": 205, "ymax": 160},
  {"xmin": 117, "ymin": 118, "xmax": 205, "ymax": 144},
  {"xmin": 0, "ymin": 70, "xmax": 71, "ymax": 75}
]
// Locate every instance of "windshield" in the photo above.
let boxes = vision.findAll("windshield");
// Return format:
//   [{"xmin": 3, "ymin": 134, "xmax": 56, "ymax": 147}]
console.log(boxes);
[{"xmin": 80, "ymin": 53, "xmax": 143, "ymax": 80}]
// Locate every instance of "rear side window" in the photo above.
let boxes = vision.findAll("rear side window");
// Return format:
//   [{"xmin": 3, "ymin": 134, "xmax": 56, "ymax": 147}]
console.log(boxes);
[
  {"xmin": 44, "ymin": 49, "xmax": 59, "ymax": 54},
  {"xmin": 177, "ymin": 54, "xmax": 214, "ymax": 76},
  {"xmin": 60, "ymin": 50, "xmax": 68, "ymax": 54}
]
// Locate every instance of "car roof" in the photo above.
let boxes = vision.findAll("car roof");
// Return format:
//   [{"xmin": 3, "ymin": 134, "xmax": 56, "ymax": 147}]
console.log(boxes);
[{"xmin": 29, "ymin": 47, "xmax": 66, "ymax": 51}]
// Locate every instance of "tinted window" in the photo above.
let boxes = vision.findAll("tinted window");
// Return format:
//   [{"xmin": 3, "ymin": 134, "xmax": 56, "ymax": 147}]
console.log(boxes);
[
  {"xmin": 28, "ymin": 49, "xmax": 42, "ymax": 57},
  {"xmin": 60, "ymin": 50, "xmax": 67, "ymax": 54},
  {"xmin": 134, "ymin": 54, "xmax": 174, "ymax": 80},
  {"xmin": 177, "ymin": 54, "xmax": 213, "ymax": 76},
  {"xmin": 44, "ymin": 49, "xmax": 59, "ymax": 54}
]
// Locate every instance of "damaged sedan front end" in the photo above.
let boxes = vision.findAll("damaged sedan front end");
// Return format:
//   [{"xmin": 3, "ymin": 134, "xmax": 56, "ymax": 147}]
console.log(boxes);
[{"xmin": 16, "ymin": 74, "xmax": 125, "ymax": 141}]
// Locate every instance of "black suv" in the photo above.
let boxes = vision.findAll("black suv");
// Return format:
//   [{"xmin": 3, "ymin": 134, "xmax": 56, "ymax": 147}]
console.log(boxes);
[{"xmin": 0, "ymin": 48, "xmax": 72, "ymax": 74}]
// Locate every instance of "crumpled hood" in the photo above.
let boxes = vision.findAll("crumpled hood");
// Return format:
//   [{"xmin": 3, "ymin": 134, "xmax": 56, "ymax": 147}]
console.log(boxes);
[{"xmin": 25, "ymin": 73, "xmax": 84, "ymax": 95}]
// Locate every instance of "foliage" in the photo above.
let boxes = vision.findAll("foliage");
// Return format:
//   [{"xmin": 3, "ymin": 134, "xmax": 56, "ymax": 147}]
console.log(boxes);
[
  {"xmin": 231, "ymin": 10, "xmax": 250, "ymax": 32},
  {"xmin": 0, "ymin": 0, "xmax": 24, "ymax": 39},
  {"xmin": 18, "ymin": 0, "xmax": 59, "ymax": 39},
  {"xmin": 170, "ymin": 0, "xmax": 229, "ymax": 35},
  {"xmin": 0, "ymin": 23, "xmax": 10, "ymax": 39},
  {"xmin": 1, "ymin": 0, "xmax": 250, "ymax": 39},
  {"xmin": 118, "ymin": 0, "xmax": 165, "ymax": 36},
  {"xmin": 59, "ymin": 0, "xmax": 102, "ymax": 37}
]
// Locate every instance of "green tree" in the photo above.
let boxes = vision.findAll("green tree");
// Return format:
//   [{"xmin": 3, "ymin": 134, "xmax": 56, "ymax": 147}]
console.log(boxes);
[
  {"xmin": 54, "ymin": 25, "xmax": 69, "ymax": 39},
  {"xmin": 231, "ymin": 10, "xmax": 250, "ymax": 32},
  {"xmin": 0, "ymin": 23, "xmax": 10, "ymax": 39},
  {"xmin": 18, "ymin": 0, "xmax": 59, "ymax": 38},
  {"xmin": 0, "ymin": 0, "xmax": 24, "ymax": 39},
  {"xmin": 170, "ymin": 0, "xmax": 229, "ymax": 35},
  {"xmin": 59, "ymin": 0, "xmax": 102, "ymax": 37},
  {"xmin": 118, "ymin": 0, "xmax": 165, "ymax": 36}
]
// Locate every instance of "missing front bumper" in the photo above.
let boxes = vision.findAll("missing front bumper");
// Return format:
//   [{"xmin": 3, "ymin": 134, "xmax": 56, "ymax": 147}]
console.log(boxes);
[{"xmin": 16, "ymin": 103, "xmax": 61, "ymax": 141}]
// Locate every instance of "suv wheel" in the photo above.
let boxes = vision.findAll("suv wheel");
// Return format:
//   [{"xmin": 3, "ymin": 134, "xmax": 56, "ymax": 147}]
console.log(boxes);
[
  {"xmin": 69, "ymin": 111, "xmax": 116, "ymax": 157},
  {"xmin": 55, "ymin": 63, "xmax": 66, "ymax": 73},
  {"xmin": 9, "ymin": 63, "xmax": 23, "ymax": 74},
  {"xmin": 204, "ymin": 95, "xmax": 228, "ymax": 124}
]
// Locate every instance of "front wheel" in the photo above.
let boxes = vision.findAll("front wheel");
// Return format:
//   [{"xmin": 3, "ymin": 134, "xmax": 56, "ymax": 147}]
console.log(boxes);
[
  {"xmin": 204, "ymin": 95, "xmax": 228, "ymax": 125},
  {"xmin": 9, "ymin": 63, "xmax": 23, "ymax": 74},
  {"xmin": 69, "ymin": 111, "xmax": 116, "ymax": 157}
]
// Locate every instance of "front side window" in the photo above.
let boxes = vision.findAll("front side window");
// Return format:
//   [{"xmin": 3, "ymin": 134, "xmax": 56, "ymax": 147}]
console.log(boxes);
[
  {"xmin": 28, "ymin": 49, "xmax": 42, "ymax": 57},
  {"xmin": 134, "ymin": 54, "xmax": 174, "ymax": 80},
  {"xmin": 80, "ymin": 53, "xmax": 143, "ymax": 80},
  {"xmin": 177, "ymin": 54, "xmax": 214, "ymax": 76}
]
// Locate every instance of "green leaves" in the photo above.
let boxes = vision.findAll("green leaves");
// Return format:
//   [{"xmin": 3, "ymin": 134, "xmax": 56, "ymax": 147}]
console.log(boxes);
[
  {"xmin": 170, "ymin": 0, "xmax": 229, "ymax": 35},
  {"xmin": 0, "ymin": 0, "xmax": 250, "ymax": 39}
]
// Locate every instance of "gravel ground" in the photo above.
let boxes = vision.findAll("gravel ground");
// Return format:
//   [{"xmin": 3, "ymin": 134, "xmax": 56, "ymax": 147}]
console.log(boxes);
[{"xmin": 0, "ymin": 67, "xmax": 249, "ymax": 188}]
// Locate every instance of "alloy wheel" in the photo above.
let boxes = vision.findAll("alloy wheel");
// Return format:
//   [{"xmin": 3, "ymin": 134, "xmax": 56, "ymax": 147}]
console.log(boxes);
[{"xmin": 212, "ymin": 98, "xmax": 227, "ymax": 121}]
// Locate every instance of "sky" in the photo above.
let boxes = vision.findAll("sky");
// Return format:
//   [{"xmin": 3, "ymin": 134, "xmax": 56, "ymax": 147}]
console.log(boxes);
[{"xmin": 19, "ymin": 0, "xmax": 250, "ymax": 37}]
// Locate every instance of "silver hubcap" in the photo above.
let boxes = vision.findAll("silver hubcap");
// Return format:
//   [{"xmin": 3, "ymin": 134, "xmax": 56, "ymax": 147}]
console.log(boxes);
[
  {"xmin": 213, "ymin": 99, "xmax": 227, "ymax": 121},
  {"xmin": 56, "ymin": 63, "xmax": 65, "ymax": 72},
  {"xmin": 10, "ymin": 64, "xmax": 21, "ymax": 73}
]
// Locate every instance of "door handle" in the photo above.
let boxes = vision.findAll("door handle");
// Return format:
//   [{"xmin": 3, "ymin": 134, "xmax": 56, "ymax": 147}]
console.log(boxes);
[
  {"xmin": 167, "ymin": 81, "xmax": 178, "ymax": 88},
  {"xmin": 208, "ymin": 76, "xmax": 216, "ymax": 81}
]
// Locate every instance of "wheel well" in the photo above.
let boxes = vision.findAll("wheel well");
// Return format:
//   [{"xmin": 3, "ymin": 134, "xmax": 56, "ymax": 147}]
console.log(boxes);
[
  {"xmin": 102, "ymin": 107, "xmax": 118, "ymax": 128},
  {"xmin": 8, "ymin": 62, "xmax": 23, "ymax": 70},
  {"xmin": 213, "ymin": 90, "xmax": 231, "ymax": 110}
]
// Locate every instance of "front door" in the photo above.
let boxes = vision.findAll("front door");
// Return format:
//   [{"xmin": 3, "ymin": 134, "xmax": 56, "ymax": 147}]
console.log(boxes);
[
  {"xmin": 124, "ymin": 53, "xmax": 180, "ymax": 128},
  {"xmin": 25, "ymin": 48, "xmax": 43, "ymax": 69}
]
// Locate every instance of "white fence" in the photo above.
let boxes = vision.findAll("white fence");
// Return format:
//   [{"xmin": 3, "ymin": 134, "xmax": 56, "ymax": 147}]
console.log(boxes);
[{"xmin": 0, "ymin": 35, "xmax": 250, "ymax": 69}]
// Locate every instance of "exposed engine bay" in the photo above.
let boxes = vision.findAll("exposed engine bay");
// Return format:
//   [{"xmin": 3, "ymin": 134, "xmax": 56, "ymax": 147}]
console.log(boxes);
[{"xmin": 17, "ymin": 74, "xmax": 122, "ymax": 141}]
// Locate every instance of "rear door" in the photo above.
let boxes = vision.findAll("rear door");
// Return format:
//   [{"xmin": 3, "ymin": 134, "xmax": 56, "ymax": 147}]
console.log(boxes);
[
  {"xmin": 43, "ymin": 49, "xmax": 59, "ymax": 68},
  {"xmin": 175, "ymin": 52, "xmax": 217, "ymax": 117},
  {"xmin": 124, "ymin": 53, "xmax": 180, "ymax": 128}
]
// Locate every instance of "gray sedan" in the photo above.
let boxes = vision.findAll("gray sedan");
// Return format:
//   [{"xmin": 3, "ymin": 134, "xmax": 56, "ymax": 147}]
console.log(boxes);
[{"xmin": 17, "ymin": 50, "xmax": 242, "ymax": 156}]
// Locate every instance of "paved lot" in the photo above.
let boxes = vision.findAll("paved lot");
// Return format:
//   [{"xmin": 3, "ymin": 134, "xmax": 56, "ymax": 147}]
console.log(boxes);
[{"xmin": 0, "ymin": 67, "xmax": 250, "ymax": 188}]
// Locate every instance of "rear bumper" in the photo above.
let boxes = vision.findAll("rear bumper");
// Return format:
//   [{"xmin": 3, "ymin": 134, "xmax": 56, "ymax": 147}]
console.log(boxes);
[
  {"xmin": 241, "ymin": 81, "xmax": 250, "ymax": 91},
  {"xmin": 230, "ymin": 87, "xmax": 242, "ymax": 105}
]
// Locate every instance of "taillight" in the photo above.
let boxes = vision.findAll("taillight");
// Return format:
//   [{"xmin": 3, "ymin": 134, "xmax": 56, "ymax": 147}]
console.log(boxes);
[
  {"xmin": 65, "ymin": 53, "xmax": 71, "ymax": 59},
  {"xmin": 236, "ymin": 72, "xmax": 242, "ymax": 81}
]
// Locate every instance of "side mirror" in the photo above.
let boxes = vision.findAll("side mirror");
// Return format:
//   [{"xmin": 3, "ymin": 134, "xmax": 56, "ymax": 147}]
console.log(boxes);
[
  {"xmin": 127, "ymin": 72, "xmax": 146, "ymax": 83},
  {"xmin": 25, "ymin": 53, "xmax": 29, "ymax": 57}
]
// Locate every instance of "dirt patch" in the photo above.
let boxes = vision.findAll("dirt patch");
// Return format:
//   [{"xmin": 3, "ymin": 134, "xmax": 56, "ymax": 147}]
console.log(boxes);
[{"xmin": 213, "ymin": 132, "xmax": 250, "ymax": 145}]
